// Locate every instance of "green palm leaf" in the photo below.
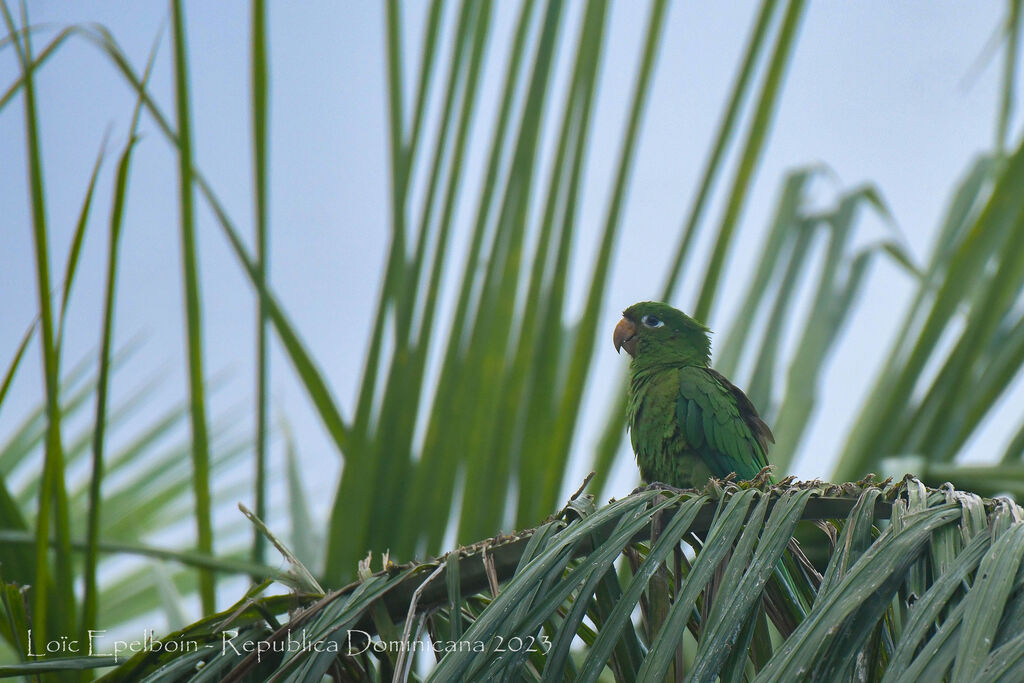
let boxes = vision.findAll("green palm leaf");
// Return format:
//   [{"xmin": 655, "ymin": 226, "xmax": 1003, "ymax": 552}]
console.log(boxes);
[{"xmin": 50, "ymin": 478, "xmax": 1024, "ymax": 681}]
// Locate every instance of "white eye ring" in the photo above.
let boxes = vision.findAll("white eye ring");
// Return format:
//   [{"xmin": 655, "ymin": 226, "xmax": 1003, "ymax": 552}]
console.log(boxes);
[{"xmin": 641, "ymin": 315, "xmax": 664, "ymax": 328}]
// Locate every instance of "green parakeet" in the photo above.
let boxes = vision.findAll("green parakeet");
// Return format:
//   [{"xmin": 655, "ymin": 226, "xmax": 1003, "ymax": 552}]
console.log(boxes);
[
  {"xmin": 614, "ymin": 301, "xmax": 815, "ymax": 636},
  {"xmin": 614, "ymin": 301, "xmax": 774, "ymax": 488}
]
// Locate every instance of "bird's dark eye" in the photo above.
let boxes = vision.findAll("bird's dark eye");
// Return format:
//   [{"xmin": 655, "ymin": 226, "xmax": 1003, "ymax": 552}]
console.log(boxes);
[{"xmin": 641, "ymin": 315, "xmax": 664, "ymax": 329}]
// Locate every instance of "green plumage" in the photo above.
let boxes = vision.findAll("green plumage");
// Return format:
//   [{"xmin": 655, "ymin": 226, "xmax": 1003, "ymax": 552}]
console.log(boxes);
[
  {"xmin": 617, "ymin": 301, "xmax": 774, "ymax": 488},
  {"xmin": 615, "ymin": 302, "xmax": 814, "ymax": 635}
]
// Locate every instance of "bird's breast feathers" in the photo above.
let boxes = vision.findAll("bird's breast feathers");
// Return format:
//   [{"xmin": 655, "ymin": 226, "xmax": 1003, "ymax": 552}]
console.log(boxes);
[
  {"xmin": 628, "ymin": 365, "xmax": 770, "ymax": 487},
  {"xmin": 629, "ymin": 368, "xmax": 692, "ymax": 484}
]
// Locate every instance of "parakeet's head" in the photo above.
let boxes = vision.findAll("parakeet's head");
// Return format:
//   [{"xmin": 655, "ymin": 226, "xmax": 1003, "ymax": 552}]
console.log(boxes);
[{"xmin": 613, "ymin": 301, "xmax": 711, "ymax": 367}]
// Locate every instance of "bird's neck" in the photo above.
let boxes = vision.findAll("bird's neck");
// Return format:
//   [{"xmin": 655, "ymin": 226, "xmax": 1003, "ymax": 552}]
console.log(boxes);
[{"xmin": 631, "ymin": 356, "xmax": 707, "ymax": 376}]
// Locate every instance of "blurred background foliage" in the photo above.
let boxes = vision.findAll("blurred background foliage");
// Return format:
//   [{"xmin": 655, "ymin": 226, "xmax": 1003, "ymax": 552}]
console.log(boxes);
[{"xmin": 2, "ymin": 0, "xmax": 1024, "ymax": 674}]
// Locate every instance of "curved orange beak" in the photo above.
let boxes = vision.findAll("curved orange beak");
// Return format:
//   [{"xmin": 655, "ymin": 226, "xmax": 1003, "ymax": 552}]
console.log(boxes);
[{"xmin": 613, "ymin": 317, "xmax": 638, "ymax": 357}]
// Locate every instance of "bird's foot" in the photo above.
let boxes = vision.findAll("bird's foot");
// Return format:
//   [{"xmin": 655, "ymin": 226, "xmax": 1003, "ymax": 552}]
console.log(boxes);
[
  {"xmin": 631, "ymin": 481, "xmax": 686, "ymax": 496},
  {"xmin": 750, "ymin": 466, "xmax": 776, "ymax": 488}
]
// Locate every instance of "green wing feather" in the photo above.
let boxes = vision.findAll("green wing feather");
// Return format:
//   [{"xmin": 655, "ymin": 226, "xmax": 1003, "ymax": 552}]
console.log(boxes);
[
  {"xmin": 674, "ymin": 367, "xmax": 773, "ymax": 481},
  {"xmin": 684, "ymin": 398, "xmax": 703, "ymax": 449}
]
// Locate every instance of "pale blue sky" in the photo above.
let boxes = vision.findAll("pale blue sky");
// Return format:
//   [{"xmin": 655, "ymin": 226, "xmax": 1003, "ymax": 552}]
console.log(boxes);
[{"xmin": 1, "ymin": 2, "xmax": 1017, "ymax": 550}]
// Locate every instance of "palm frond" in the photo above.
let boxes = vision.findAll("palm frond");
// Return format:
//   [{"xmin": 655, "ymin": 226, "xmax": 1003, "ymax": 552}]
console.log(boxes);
[{"xmin": 60, "ymin": 477, "xmax": 1024, "ymax": 681}]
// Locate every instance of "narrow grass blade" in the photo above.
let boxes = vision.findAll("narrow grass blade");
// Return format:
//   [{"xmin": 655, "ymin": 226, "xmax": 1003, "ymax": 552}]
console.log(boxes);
[
  {"xmin": 996, "ymin": 0, "xmax": 1021, "ymax": 152},
  {"xmin": 170, "ymin": 0, "xmax": 215, "ymax": 612},
  {"xmin": 0, "ymin": 26, "xmax": 73, "ymax": 112},
  {"xmin": 250, "ymin": 0, "xmax": 270, "ymax": 569},
  {"xmin": 1, "ymin": 0, "xmax": 75, "ymax": 642},
  {"xmin": 81, "ymin": 36, "xmax": 155, "ymax": 641},
  {"xmin": 281, "ymin": 418, "xmax": 318, "ymax": 569},
  {"xmin": 0, "ymin": 322, "xmax": 35, "ymax": 416}
]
